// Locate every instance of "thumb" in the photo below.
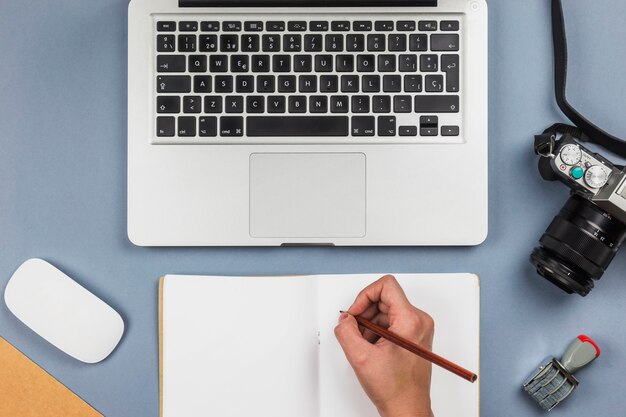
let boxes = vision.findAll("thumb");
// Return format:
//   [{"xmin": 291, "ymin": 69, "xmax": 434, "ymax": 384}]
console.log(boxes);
[{"xmin": 334, "ymin": 313, "xmax": 374, "ymax": 367}]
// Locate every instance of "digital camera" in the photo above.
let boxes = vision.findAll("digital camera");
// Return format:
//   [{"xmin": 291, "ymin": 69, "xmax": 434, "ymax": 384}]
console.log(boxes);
[{"xmin": 531, "ymin": 133, "xmax": 626, "ymax": 296}]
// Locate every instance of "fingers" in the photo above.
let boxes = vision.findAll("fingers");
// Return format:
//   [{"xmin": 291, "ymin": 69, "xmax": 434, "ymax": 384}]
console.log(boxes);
[
  {"xmin": 335, "ymin": 313, "xmax": 376, "ymax": 367},
  {"xmin": 348, "ymin": 275, "xmax": 412, "ymax": 317}
]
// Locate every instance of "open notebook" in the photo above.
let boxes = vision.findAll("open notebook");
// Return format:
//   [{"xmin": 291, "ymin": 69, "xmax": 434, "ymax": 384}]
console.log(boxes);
[{"xmin": 159, "ymin": 274, "xmax": 480, "ymax": 417}]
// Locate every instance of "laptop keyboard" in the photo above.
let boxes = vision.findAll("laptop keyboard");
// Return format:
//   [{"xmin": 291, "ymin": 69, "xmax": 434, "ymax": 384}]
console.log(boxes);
[{"xmin": 154, "ymin": 15, "xmax": 462, "ymax": 143}]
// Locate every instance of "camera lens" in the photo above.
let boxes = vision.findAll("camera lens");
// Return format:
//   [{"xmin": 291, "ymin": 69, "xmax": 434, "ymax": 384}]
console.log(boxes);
[{"xmin": 530, "ymin": 194, "xmax": 626, "ymax": 296}]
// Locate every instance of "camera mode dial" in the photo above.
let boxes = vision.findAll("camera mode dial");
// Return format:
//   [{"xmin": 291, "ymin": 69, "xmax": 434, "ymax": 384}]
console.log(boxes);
[
  {"xmin": 560, "ymin": 144, "xmax": 582, "ymax": 165},
  {"xmin": 584, "ymin": 166, "xmax": 610, "ymax": 189}
]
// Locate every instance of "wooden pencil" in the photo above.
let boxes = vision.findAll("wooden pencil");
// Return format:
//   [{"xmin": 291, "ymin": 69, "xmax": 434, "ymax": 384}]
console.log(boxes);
[{"xmin": 341, "ymin": 311, "xmax": 478, "ymax": 383}]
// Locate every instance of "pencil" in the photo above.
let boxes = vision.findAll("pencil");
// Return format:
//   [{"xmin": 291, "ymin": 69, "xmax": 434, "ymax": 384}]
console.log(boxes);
[{"xmin": 341, "ymin": 311, "xmax": 478, "ymax": 383}]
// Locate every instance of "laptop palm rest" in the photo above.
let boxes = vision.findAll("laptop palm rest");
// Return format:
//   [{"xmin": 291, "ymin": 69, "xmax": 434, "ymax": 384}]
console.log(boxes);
[{"xmin": 249, "ymin": 153, "xmax": 366, "ymax": 239}]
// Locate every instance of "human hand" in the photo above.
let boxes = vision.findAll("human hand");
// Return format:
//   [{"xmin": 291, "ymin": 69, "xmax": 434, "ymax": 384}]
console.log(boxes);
[{"xmin": 334, "ymin": 275, "xmax": 435, "ymax": 417}]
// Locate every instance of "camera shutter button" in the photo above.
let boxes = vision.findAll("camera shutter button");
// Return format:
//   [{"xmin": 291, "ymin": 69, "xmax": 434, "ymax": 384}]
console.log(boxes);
[{"xmin": 570, "ymin": 166, "xmax": 584, "ymax": 180}]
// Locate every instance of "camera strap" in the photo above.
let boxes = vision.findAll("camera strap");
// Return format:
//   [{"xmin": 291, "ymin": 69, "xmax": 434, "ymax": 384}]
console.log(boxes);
[{"xmin": 538, "ymin": 0, "xmax": 626, "ymax": 159}]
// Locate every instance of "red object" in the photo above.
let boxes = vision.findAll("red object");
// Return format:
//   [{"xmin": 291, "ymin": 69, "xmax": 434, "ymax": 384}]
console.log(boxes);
[{"xmin": 578, "ymin": 334, "xmax": 601, "ymax": 357}]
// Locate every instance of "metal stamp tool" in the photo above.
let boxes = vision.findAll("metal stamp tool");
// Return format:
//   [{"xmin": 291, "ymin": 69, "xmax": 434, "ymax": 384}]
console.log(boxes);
[{"xmin": 523, "ymin": 335, "xmax": 600, "ymax": 411}]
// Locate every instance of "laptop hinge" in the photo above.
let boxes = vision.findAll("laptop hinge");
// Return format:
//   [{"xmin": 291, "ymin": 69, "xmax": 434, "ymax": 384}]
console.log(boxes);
[{"xmin": 179, "ymin": 0, "xmax": 437, "ymax": 7}]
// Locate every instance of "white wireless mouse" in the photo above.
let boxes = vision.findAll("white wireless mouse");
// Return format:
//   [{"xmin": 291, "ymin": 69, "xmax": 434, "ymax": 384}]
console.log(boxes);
[{"xmin": 4, "ymin": 258, "xmax": 124, "ymax": 363}]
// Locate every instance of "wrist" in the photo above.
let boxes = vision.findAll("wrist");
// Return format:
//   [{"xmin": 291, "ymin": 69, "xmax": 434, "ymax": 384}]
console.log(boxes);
[{"xmin": 379, "ymin": 408, "xmax": 433, "ymax": 417}]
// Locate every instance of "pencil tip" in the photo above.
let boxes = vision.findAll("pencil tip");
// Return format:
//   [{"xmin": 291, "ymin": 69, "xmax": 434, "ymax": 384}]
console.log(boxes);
[{"xmin": 339, "ymin": 310, "xmax": 347, "ymax": 314}]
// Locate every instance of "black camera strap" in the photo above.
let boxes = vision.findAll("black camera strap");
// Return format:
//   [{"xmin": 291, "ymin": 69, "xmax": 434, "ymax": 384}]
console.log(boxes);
[{"xmin": 543, "ymin": 0, "xmax": 626, "ymax": 158}]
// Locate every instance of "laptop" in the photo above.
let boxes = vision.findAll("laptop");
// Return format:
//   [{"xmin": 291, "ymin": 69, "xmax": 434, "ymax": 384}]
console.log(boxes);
[{"xmin": 128, "ymin": 0, "xmax": 488, "ymax": 246}]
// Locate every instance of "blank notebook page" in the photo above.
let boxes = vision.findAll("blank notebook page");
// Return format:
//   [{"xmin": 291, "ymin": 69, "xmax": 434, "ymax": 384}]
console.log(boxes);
[{"xmin": 161, "ymin": 274, "xmax": 479, "ymax": 417}]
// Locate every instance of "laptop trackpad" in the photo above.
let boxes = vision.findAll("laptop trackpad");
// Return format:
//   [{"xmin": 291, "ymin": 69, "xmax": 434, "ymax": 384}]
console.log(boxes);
[{"xmin": 250, "ymin": 153, "xmax": 366, "ymax": 239}]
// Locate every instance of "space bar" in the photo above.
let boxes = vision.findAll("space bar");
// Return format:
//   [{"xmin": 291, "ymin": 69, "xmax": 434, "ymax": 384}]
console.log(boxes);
[{"xmin": 247, "ymin": 116, "xmax": 349, "ymax": 137}]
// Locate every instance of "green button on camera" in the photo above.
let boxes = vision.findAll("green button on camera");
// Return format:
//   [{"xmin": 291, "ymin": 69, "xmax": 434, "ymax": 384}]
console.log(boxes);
[{"xmin": 570, "ymin": 166, "xmax": 584, "ymax": 180}]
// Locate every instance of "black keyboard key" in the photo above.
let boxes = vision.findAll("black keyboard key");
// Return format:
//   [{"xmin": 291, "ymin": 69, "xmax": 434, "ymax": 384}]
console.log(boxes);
[
  {"xmin": 288, "ymin": 21, "xmax": 307, "ymax": 31},
  {"xmin": 420, "ymin": 55, "xmax": 438, "ymax": 72},
  {"xmin": 223, "ymin": 21, "xmax": 242, "ymax": 31},
  {"xmin": 367, "ymin": 34, "xmax": 385, "ymax": 51},
  {"xmin": 178, "ymin": 116, "xmax": 196, "ymax": 136},
  {"xmin": 362, "ymin": 75, "xmax": 380, "ymax": 92},
  {"xmin": 299, "ymin": 75, "xmax": 317, "ymax": 92},
  {"xmin": 414, "ymin": 95, "xmax": 459, "ymax": 113},
  {"xmin": 257, "ymin": 75, "xmax": 276, "ymax": 92},
  {"xmin": 225, "ymin": 96, "xmax": 244, "ymax": 113},
  {"xmin": 420, "ymin": 115, "xmax": 438, "ymax": 127},
  {"xmin": 157, "ymin": 35, "xmax": 176, "ymax": 52},
  {"xmin": 441, "ymin": 125, "xmax": 460, "ymax": 136},
  {"xmin": 220, "ymin": 116, "xmax": 244, "ymax": 136},
  {"xmin": 272, "ymin": 55, "xmax": 291, "ymax": 72},
  {"xmin": 332, "ymin": 21, "xmax": 350, "ymax": 31},
  {"xmin": 236, "ymin": 75, "xmax": 254, "ymax": 93},
  {"xmin": 320, "ymin": 75, "xmax": 338, "ymax": 93},
  {"xmin": 409, "ymin": 34, "xmax": 428, "ymax": 51},
  {"xmin": 231, "ymin": 55, "xmax": 249, "ymax": 72},
  {"xmin": 157, "ymin": 21, "xmax": 176, "ymax": 32},
  {"xmin": 241, "ymin": 35, "xmax": 260, "ymax": 52},
  {"xmin": 346, "ymin": 34, "xmax": 365, "ymax": 52},
  {"xmin": 394, "ymin": 95, "xmax": 412, "ymax": 113},
  {"xmin": 183, "ymin": 96, "xmax": 201, "ymax": 113},
  {"xmin": 378, "ymin": 116, "xmax": 396, "ymax": 136},
  {"xmin": 396, "ymin": 21, "xmax": 416, "ymax": 31},
  {"xmin": 199, "ymin": 116, "xmax": 218, "ymax": 137},
  {"xmin": 215, "ymin": 75, "xmax": 234, "ymax": 93},
  {"xmin": 431, "ymin": 34, "xmax": 460, "ymax": 51},
  {"xmin": 315, "ymin": 55, "xmax": 333, "ymax": 72},
  {"xmin": 204, "ymin": 96, "xmax": 223, "ymax": 113},
  {"xmin": 268, "ymin": 96, "xmax": 286, "ymax": 113},
  {"xmin": 336, "ymin": 55, "xmax": 354, "ymax": 72},
  {"xmin": 419, "ymin": 20, "xmax": 437, "ymax": 31},
  {"xmin": 262, "ymin": 35, "xmax": 281, "ymax": 52},
  {"xmin": 244, "ymin": 21, "xmax": 263, "ymax": 31},
  {"xmin": 278, "ymin": 75, "xmax": 296, "ymax": 92},
  {"xmin": 267, "ymin": 21, "xmax": 285, "ymax": 31},
  {"xmin": 251, "ymin": 55, "xmax": 270, "ymax": 72},
  {"xmin": 330, "ymin": 96, "xmax": 349, "ymax": 113},
  {"xmin": 284, "ymin": 34, "xmax": 302, "ymax": 52},
  {"xmin": 309, "ymin": 96, "xmax": 328, "ymax": 113},
  {"xmin": 372, "ymin": 95, "xmax": 391, "ymax": 113},
  {"xmin": 325, "ymin": 34, "xmax": 344, "ymax": 52},
  {"xmin": 421, "ymin": 127, "xmax": 438, "ymax": 136},
  {"xmin": 156, "ymin": 117, "xmax": 175, "ymax": 137},
  {"xmin": 310, "ymin": 21, "xmax": 329, "ymax": 31},
  {"xmin": 157, "ymin": 96, "xmax": 180, "ymax": 113},
  {"xmin": 353, "ymin": 21, "xmax": 372, "ymax": 31},
  {"xmin": 404, "ymin": 75, "xmax": 422, "ymax": 92},
  {"xmin": 210, "ymin": 55, "xmax": 228, "ymax": 72},
  {"xmin": 201, "ymin": 21, "xmax": 220, "ymax": 32},
  {"xmin": 357, "ymin": 55, "xmax": 375, "ymax": 72},
  {"xmin": 294, "ymin": 55, "xmax": 312, "ymax": 72},
  {"xmin": 383, "ymin": 75, "xmax": 401, "ymax": 93},
  {"xmin": 247, "ymin": 116, "xmax": 349, "ymax": 136},
  {"xmin": 352, "ymin": 116, "xmax": 375, "ymax": 136},
  {"xmin": 288, "ymin": 96, "xmax": 307, "ymax": 113},
  {"xmin": 442, "ymin": 54, "xmax": 460, "ymax": 92},
  {"xmin": 188, "ymin": 55, "xmax": 207, "ymax": 72},
  {"xmin": 179, "ymin": 21, "xmax": 198, "ymax": 32},
  {"xmin": 425, "ymin": 74, "xmax": 444, "ymax": 92},
  {"xmin": 351, "ymin": 96, "xmax": 370, "ymax": 113},
  {"xmin": 157, "ymin": 75, "xmax": 191, "ymax": 93},
  {"xmin": 441, "ymin": 20, "xmax": 460, "ymax": 31},
  {"xmin": 194, "ymin": 76, "xmax": 212, "ymax": 93},
  {"xmin": 200, "ymin": 35, "xmax": 218, "ymax": 52},
  {"xmin": 398, "ymin": 54, "xmax": 418, "ymax": 72},
  {"xmin": 388, "ymin": 34, "xmax": 407, "ymax": 51},
  {"xmin": 247, "ymin": 96, "xmax": 265, "ymax": 113},
  {"xmin": 341, "ymin": 75, "xmax": 359, "ymax": 92},
  {"xmin": 375, "ymin": 21, "xmax": 394, "ymax": 31},
  {"xmin": 378, "ymin": 55, "xmax": 396, "ymax": 72},
  {"xmin": 399, "ymin": 126, "xmax": 418, "ymax": 136},
  {"xmin": 304, "ymin": 35, "xmax": 323, "ymax": 52},
  {"xmin": 220, "ymin": 35, "xmax": 239, "ymax": 52},
  {"xmin": 178, "ymin": 35, "xmax": 196, "ymax": 52}
]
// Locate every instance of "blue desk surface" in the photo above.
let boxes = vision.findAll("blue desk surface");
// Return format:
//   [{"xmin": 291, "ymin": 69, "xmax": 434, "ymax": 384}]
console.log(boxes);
[{"xmin": 1, "ymin": 1, "xmax": 626, "ymax": 416}]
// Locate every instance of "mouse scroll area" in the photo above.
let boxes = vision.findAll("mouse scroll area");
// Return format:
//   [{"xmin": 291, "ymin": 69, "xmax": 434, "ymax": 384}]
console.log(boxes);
[{"xmin": 249, "ymin": 153, "xmax": 366, "ymax": 239}]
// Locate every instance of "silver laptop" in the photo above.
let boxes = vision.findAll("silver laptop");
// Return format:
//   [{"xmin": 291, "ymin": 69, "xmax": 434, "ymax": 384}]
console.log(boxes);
[{"xmin": 128, "ymin": 0, "xmax": 488, "ymax": 246}]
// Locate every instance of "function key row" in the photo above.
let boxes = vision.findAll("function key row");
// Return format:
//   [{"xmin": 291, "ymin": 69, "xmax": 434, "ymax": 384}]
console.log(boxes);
[{"xmin": 157, "ymin": 20, "xmax": 459, "ymax": 33}]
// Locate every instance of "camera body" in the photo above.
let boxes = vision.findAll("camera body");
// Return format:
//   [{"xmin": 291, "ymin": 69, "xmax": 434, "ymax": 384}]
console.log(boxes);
[{"xmin": 532, "ymin": 134, "xmax": 626, "ymax": 296}]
